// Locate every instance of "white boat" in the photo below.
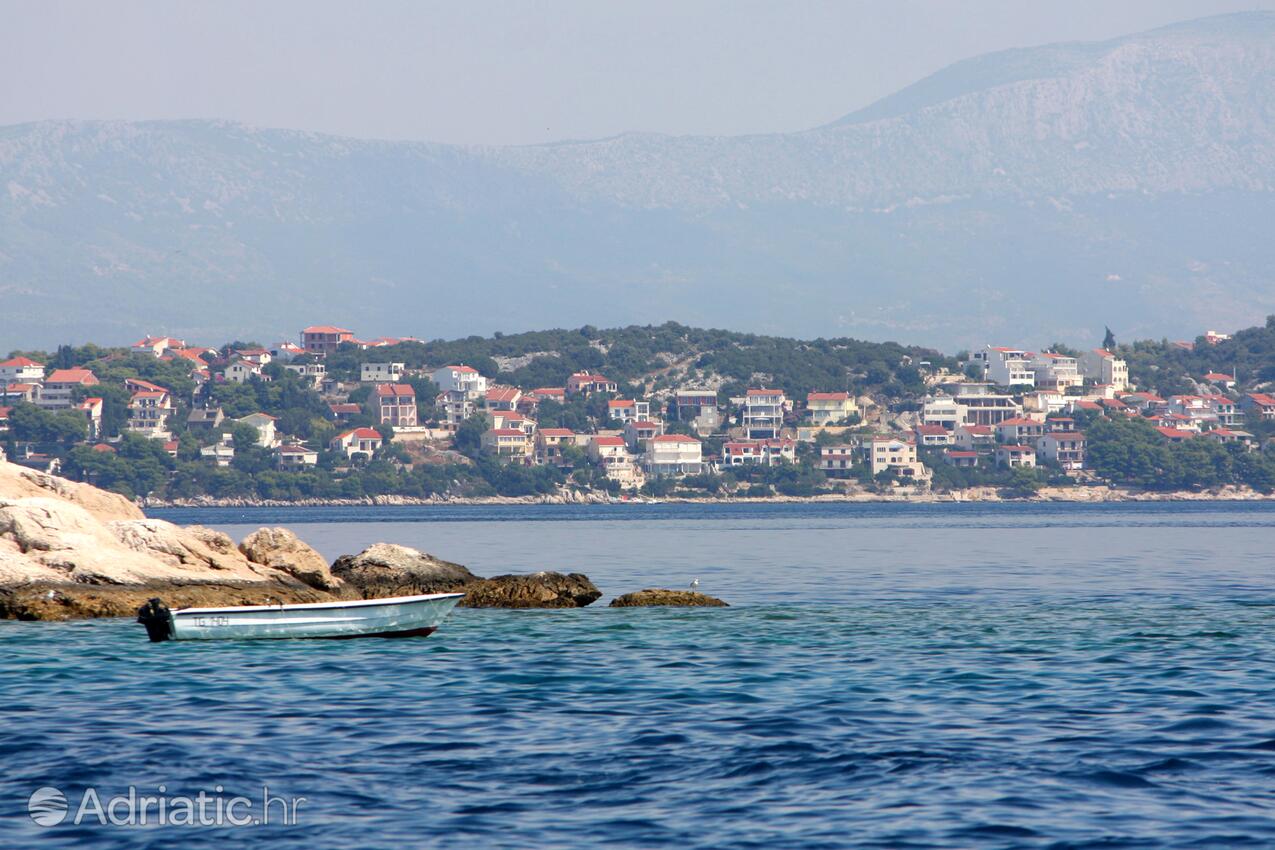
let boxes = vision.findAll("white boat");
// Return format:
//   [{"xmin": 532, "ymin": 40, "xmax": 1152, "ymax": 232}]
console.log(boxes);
[{"xmin": 137, "ymin": 593, "xmax": 464, "ymax": 642}]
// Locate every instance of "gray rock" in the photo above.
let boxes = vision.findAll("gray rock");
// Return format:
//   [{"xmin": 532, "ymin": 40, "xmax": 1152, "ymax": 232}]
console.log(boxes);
[
  {"xmin": 459, "ymin": 571, "xmax": 601, "ymax": 609},
  {"xmin": 331, "ymin": 543, "xmax": 479, "ymax": 598},
  {"xmin": 239, "ymin": 527, "xmax": 342, "ymax": 591},
  {"xmin": 609, "ymin": 589, "xmax": 728, "ymax": 607}
]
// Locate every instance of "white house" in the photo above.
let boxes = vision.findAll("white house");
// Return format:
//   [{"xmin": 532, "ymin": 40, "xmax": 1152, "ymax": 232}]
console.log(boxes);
[
  {"xmin": 974, "ymin": 346, "xmax": 1035, "ymax": 387},
  {"xmin": 608, "ymin": 399, "xmax": 651, "ymax": 423},
  {"xmin": 1036, "ymin": 432, "xmax": 1085, "ymax": 470},
  {"xmin": 432, "ymin": 365, "xmax": 488, "ymax": 426},
  {"xmin": 806, "ymin": 392, "xmax": 858, "ymax": 426},
  {"xmin": 0, "ymin": 356, "xmax": 44, "ymax": 384},
  {"xmin": 275, "ymin": 444, "xmax": 319, "ymax": 469},
  {"xmin": 330, "ymin": 427, "xmax": 383, "ymax": 460},
  {"xmin": 996, "ymin": 444, "xmax": 1037, "ymax": 468},
  {"xmin": 589, "ymin": 436, "xmax": 641, "ymax": 486},
  {"xmin": 237, "ymin": 412, "xmax": 281, "ymax": 448},
  {"xmin": 740, "ymin": 389, "xmax": 786, "ymax": 439},
  {"xmin": 36, "ymin": 369, "xmax": 99, "ymax": 410},
  {"xmin": 127, "ymin": 389, "xmax": 175, "ymax": 439},
  {"xmin": 131, "ymin": 336, "xmax": 186, "ymax": 357},
  {"xmin": 644, "ymin": 434, "xmax": 703, "ymax": 477},
  {"xmin": 1079, "ymin": 349, "xmax": 1130, "ymax": 391},
  {"xmin": 1029, "ymin": 352, "xmax": 1082, "ymax": 391},
  {"xmin": 223, "ymin": 360, "xmax": 264, "ymax": 383},
  {"xmin": 284, "ymin": 362, "xmax": 326, "ymax": 388},
  {"xmin": 361, "ymin": 362, "xmax": 406, "ymax": 383},
  {"xmin": 863, "ymin": 437, "xmax": 930, "ymax": 480}
]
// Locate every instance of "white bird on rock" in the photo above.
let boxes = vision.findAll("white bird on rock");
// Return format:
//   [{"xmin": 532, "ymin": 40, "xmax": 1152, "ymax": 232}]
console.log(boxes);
[{"xmin": 689, "ymin": 578, "xmax": 700, "ymax": 589}]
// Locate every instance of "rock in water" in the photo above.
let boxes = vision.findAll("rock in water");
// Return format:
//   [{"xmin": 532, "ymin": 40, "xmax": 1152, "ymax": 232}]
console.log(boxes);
[
  {"xmin": 459, "ymin": 571, "xmax": 601, "ymax": 608},
  {"xmin": 239, "ymin": 527, "xmax": 343, "ymax": 591},
  {"xmin": 609, "ymin": 589, "xmax": 729, "ymax": 607},
  {"xmin": 331, "ymin": 542, "xmax": 479, "ymax": 598}
]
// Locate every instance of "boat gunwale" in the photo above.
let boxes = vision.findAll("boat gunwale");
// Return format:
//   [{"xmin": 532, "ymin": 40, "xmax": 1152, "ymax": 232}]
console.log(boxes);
[{"xmin": 171, "ymin": 592, "xmax": 465, "ymax": 617}]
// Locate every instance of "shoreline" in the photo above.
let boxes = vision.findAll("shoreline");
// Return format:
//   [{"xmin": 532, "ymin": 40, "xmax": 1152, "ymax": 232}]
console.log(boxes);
[{"xmin": 141, "ymin": 485, "xmax": 1275, "ymax": 509}]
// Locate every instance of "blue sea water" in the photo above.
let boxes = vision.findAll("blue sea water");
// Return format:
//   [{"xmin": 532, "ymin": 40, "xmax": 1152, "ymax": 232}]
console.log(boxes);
[{"xmin": 4, "ymin": 502, "xmax": 1275, "ymax": 848}]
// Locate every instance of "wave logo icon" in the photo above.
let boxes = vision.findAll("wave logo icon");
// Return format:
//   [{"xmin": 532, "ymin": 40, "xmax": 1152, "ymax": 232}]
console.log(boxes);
[{"xmin": 28, "ymin": 786, "xmax": 68, "ymax": 827}]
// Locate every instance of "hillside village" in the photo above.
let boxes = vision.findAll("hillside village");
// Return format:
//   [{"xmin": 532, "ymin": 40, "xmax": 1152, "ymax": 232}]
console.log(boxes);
[{"xmin": 3, "ymin": 321, "xmax": 1275, "ymax": 501}]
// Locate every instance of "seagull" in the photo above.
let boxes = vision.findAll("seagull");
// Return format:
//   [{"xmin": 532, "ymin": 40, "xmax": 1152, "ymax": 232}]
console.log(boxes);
[{"xmin": 689, "ymin": 578, "xmax": 700, "ymax": 589}]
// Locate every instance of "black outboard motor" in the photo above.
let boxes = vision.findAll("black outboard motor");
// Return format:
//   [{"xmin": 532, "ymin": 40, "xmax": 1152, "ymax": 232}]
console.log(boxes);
[{"xmin": 136, "ymin": 598, "xmax": 173, "ymax": 642}]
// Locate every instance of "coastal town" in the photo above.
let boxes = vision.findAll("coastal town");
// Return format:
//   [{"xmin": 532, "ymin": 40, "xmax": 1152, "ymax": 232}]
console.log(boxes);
[{"xmin": 2, "ymin": 322, "xmax": 1274, "ymax": 502}]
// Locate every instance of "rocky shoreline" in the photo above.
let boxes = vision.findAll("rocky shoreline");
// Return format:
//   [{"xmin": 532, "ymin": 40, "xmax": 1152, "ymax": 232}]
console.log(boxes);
[
  {"xmin": 0, "ymin": 459, "xmax": 660, "ymax": 621},
  {"xmin": 140, "ymin": 485, "xmax": 1275, "ymax": 509}
]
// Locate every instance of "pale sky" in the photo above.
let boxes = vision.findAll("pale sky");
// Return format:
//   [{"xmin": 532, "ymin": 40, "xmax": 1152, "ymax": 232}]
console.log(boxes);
[{"xmin": 2, "ymin": 0, "xmax": 1272, "ymax": 145}]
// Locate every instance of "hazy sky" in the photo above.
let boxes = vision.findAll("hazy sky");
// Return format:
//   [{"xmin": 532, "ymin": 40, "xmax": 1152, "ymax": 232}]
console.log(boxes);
[{"xmin": 3, "ymin": 0, "xmax": 1272, "ymax": 145}]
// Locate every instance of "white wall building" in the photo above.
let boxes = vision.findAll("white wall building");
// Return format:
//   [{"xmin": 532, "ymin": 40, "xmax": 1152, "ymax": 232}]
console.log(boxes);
[
  {"xmin": 1079, "ymin": 349, "xmax": 1130, "ymax": 392},
  {"xmin": 974, "ymin": 347, "xmax": 1035, "ymax": 387},
  {"xmin": 361, "ymin": 362, "xmax": 406, "ymax": 383}
]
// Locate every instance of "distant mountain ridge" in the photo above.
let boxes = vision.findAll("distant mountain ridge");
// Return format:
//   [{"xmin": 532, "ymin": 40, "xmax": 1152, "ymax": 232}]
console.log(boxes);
[{"xmin": 1, "ymin": 12, "xmax": 1273, "ymax": 350}]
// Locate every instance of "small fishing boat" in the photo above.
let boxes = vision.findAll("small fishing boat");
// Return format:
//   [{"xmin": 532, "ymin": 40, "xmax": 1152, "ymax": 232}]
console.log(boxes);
[{"xmin": 136, "ymin": 593, "xmax": 464, "ymax": 642}]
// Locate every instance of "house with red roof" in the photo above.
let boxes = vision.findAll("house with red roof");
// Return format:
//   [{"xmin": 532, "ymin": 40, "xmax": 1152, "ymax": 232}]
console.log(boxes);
[
  {"xmin": 327, "ymin": 402, "xmax": 363, "ymax": 423},
  {"xmin": 0, "ymin": 356, "xmax": 44, "ymax": 384},
  {"xmin": 491, "ymin": 410, "xmax": 535, "ymax": 436},
  {"xmin": 1242, "ymin": 393, "xmax": 1275, "ymax": 421},
  {"xmin": 535, "ymin": 428, "xmax": 578, "ymax": 466},
  {"xmin": 913, "ymin": 424, "xmax": 953, "ymax": 447},
  {"xmin": 481, "ymin": 428, "xmax": 532, "ymax": 464},
  {"xmin": 566, "ymin": 372, "xmax": 617, "ymax": 396},
  {"xmin": 954, "ymin": 423, "xmax": 996, "ymax": 452},
  {"xmin": 1155, "ymin": 426, "xmax": 1195, "ymax": 442},
  {"xmin": 37, "ymin": 369, "xmax": 99, "ymax": 410},
  {"xmin": 131, "ymin": 336, "xmax": 186, "ymax": 357},
  {"xmin": 608, "ymin": 398, "xmax": 651, "ymax": 423},
  {"xmin": 623, "ymin": 420, "xmax": 663, "ymax": 452},
  {"xmin": 484, "ymin": 386, "xmax": 523, "ymax": 413},
  {"xmin": 995, "ymin": 444, "xmax": 1037, "ymax": 468},
  {"xmin": 1202, "ymin": 428, "xmax": 1256, "ymax": 448},
  {"xmin": 375, "ymin": 383, "xmax": 417, "ymax": 427},
  {"xmin": 1, "ymin": 383, "xmax": 39, "ymax": 404},
  {"xmin": 943, "ymin": 449, "xmax": 979, "ymax": 468},
  {"xmin": 330, "ymin": 427, "xmax": 383, "ymax": 460},
  {"xmin": 995, "ymin": 417, "xmax": 1045, "ymax": 444},
  {"xmin": 223, "ymin": 360, "xmax": 264, "ymax": 384},
  {"xmin": 300, "ymin": 326, "xmax": 355, "ymax": 356},
  {"xmin": 1201, "ymin": 394, "xmax": 1240, "ymax": 426},
  {"xmin": 1203, "ymin": 372, "xmax": 1237, "ymax": 389},
  {"xmin": 588, "ymin": 435, "xmax": 641, "ymax": 486}
]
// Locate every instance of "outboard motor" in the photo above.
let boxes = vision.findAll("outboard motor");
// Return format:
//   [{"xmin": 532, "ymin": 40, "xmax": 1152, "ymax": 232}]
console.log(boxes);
[{"xmin": 136, "ymin": 598, "xmax": 173, "ymax": 642}]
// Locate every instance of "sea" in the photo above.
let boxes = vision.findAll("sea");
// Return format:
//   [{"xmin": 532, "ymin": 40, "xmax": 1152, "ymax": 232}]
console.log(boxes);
[{"xmin": 4, "ymin": 501, "xmax": 1275, "ymax": 848}]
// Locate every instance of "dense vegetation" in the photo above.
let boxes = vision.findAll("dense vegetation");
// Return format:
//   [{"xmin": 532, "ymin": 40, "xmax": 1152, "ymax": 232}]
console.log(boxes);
[{"xmin": 7, "ymin": 319, "xmax": 1275, "ymax": 500}]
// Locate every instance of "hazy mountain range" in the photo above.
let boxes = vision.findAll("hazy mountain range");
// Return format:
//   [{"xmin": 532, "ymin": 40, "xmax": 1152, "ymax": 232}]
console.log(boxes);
[{"xmin": 2, "ymin": 12, "xmax": 1273, "ymax": 352}]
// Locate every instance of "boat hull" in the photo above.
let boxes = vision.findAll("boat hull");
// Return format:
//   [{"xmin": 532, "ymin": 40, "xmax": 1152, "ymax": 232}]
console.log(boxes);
[{"xmin": 166, "ymin": 593, "xmax": 464, "ymax": 641}]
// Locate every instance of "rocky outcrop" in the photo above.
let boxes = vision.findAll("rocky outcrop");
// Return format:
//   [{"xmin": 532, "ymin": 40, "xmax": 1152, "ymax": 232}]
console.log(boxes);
[
  {"xmin": 238, "ymin": 527, "xmax": 342, "ymax": 591},
  {"xmin": 0, "ymin": 462, "xmax": 143, "ymax": 522},
  {"xmin": 0, "ymin": 582, "xmax": 332, "ymax": 622},
  {"xmin": 1, "ymin": 459, "xmax": 334, "ymax": 620},
  {"xmin": 459, "ymin": 571, "xmax": 601, "ymax": 609},
  {"xmin": 331, "ymin": 543, "xmax": 480, "ymax": 598},
  {"xmin": 1, "ymin": 460, "xmax": 606, "ymax": 619},
  {"xmin": 609, "ymin": 589, "xmax": 728, "ymax": 607},
  {"xmin": 332, "ymin": 543, "xmax": 601, "ymax": 608}
]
